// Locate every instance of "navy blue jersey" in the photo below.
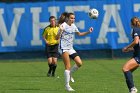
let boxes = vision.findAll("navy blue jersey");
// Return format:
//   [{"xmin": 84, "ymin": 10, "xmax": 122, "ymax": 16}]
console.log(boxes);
[{"xmin": 132, "ymin": 27, "xmax": 140, "ymax": 57}]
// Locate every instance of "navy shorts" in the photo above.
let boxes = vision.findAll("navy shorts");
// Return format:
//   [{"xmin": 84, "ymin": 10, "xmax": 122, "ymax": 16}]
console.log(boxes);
[{"xmin": 134, "ymin": 57, "xmax": 140, "ymax": 64}]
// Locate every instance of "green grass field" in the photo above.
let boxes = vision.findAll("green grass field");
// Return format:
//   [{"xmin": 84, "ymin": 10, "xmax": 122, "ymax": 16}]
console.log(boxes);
[{"xmin": 0, "ymin": 58, "xmax": 140, "ymax": 93}]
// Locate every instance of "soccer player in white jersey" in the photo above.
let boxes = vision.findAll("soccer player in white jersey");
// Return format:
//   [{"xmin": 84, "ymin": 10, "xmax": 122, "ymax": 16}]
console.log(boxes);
[{"xmin": 56, "ymin": 12, "xmax": 93, "ymax": 91}]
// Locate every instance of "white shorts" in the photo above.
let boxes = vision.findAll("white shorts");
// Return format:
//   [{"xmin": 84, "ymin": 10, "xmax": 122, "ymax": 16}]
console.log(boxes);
[{"xmin": 58, "ymin": 48, "xmax": 77, "ymax": 55}]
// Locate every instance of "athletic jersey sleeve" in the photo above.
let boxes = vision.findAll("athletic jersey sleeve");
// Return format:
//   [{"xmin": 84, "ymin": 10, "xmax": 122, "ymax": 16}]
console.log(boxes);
[
  {"xmin": 57, "ymin": 22, "xmax": 66, "ymax": 34},
  {"xmin": 133, "ymin": 27, "xmax": 140, "ymax": 38},
  {"xmin": 42, "ymin": 26, "xmax": 49, "ymax": 37}
]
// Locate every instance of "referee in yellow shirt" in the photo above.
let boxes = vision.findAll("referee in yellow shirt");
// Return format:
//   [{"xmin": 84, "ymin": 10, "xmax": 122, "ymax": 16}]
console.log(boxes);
[{"xmin": 42, "ymin": 16, "xmax": 59, "ymax": 77}]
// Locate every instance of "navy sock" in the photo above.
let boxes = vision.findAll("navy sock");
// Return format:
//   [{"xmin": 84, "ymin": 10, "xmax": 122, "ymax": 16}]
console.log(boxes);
[{"xmin": 124, "ymin": 71, "xmax": 134, "ymax": 91}]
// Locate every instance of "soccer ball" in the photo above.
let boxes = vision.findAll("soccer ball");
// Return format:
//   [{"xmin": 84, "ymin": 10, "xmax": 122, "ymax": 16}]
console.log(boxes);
[{"xmin": 88, "ymin": 8, "xmax": 99, "ymax": 19}]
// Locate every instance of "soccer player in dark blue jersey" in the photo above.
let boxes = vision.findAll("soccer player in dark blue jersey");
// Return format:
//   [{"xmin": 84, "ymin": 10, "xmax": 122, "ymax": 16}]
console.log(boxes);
[{"xmin": 122, "ymin": 17, "xmax": 140, "ymax": 93}]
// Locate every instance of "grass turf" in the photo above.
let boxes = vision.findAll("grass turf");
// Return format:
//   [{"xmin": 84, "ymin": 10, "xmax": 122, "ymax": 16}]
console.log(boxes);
[{"xmin": 0, "ymin": 58, "xmax": 140, "ymax": 93}]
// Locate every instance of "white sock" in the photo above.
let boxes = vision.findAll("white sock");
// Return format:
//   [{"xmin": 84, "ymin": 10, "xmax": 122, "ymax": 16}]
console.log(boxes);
[
  {"xmin": 64, "ymin": 70, "xmax": 70, "ymax": 86},
  {"xmin": 70, "ymin": 64, "xmax": 79, "ymax": 74}
]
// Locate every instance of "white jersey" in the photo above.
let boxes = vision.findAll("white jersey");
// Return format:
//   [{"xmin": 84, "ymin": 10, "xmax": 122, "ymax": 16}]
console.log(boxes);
[{"xmin": 59, "ymin": 22, "xmax": 79, "ymax": 49}]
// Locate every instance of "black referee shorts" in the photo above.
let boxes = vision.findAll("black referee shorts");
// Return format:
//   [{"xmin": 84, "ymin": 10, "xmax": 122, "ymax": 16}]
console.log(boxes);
[{"xmin": 45, "ymin": 44, "xmax": 59, "ymax": 58}]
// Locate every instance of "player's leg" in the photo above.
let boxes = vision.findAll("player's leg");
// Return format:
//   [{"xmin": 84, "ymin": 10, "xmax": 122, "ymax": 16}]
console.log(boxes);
[
  {"xmin": 73, "ymin": 56, "xmax": 82, "ymax": 68},
  {"xmin": 69, "ymin": 49, "xmax": 82, "ymax": 73},
  {"xmin": 70, "ymin": 55, "xmax": 82, "ymax": 83},
  {"xmin": 122, "ymin": 58, "xmax": 139, "ymax": 92},
  {"xmin": 69, "ymin": 49, "xmax": 82, "ymax": 74},
  {"xmin": 70, "ymin": 56, "xmax": 82, "ymax": 75},
  {"xmin": 51, "ymin": 57, "xmax": 57, "ymax": 77},
  {"xmin": 46, "ymin": 45, "xmax": 53, "ymax": 77},
  {"xmin": 69, "ymin": 49, "xmax": 82, "ymax": 83},
  {"xmin": 49, "ymin": 44, "xmax": 59, "ymax": 77},
  {"xmin": 62, "ymin": 52, "xmax": 75, "ymax": 91},
  {"xmin": 47, "ymin": 57, "xmax": 53, "ymax": 77}
]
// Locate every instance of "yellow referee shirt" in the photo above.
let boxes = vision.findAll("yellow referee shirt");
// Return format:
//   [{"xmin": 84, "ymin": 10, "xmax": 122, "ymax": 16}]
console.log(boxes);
[{"xmin": 42, "ymin": 25, "xmax": 59, "ymax": 45}]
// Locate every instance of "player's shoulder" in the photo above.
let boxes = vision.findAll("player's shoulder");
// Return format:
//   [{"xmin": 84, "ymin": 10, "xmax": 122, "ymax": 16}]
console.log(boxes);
[
  {"xmin": 59, "ymin": 22, "xmax": 67, "ymax": 29},
  {"xmin": 56, "ymin": 26, "xmax": 59, "ymax": 29},
  {"xmin": 61, "ymin": 22, "xmax": 67, "ymax": 26},
  {"xmin": 133, "ymin": 27, "xmax": 140, "ymax": 35},
  {"xmin": 133, "ymin": 27, "xmax": 140, "ymax": 31},
  {"xmin": 44, "ymin": 25, "xmax": 51, "ymax": 30},
  {"xmin": 71, "ymin": 23, "xmax": 77, "ymax": 27}
]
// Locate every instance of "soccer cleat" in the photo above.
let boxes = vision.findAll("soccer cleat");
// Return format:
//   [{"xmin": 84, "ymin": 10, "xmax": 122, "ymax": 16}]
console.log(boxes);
[
  {"xmin": 130, "ymin": 87, "xmax": 138, "ymax": 93},
  {"xmin": 47, "ymin": 73, "xmax": 51, "ymax": 77},
  {"xmin": 65, "ymin": 85, "xmax": 75, "ymax": 91},
  {"xmin": 52, "ymin": 73, "xmax": 55, "ymax": 77},
  {"xmin": 70, "ymin": 77, "xmax": 75, "ymax": 83}
]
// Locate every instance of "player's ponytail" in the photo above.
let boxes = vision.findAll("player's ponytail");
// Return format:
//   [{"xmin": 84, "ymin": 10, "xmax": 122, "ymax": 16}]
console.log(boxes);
[{"xmin": 58, "ymin": 12, "xmax": 68, "ymax": 25}]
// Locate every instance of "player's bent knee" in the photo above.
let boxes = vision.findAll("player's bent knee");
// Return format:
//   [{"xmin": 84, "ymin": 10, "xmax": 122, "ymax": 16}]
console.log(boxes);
[
  {"xmin": 122, "ymin": 67, "xmax": 129, "ymax": 72},
  {"xmin": 77, "ymin": 62, "xmax": 82, "ymax": 67}
]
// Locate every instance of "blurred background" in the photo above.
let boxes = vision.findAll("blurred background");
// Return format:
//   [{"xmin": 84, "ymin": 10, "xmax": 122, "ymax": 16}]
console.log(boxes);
[{"xmin": 0, "ymin": 0, "xmax": 139, "ymax": 59}]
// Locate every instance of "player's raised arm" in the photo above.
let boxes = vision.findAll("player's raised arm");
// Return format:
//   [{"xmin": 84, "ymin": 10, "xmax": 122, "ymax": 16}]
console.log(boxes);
[{"xmin": 76, "ymin": 27, "xmax": 93, "ymax": 36}]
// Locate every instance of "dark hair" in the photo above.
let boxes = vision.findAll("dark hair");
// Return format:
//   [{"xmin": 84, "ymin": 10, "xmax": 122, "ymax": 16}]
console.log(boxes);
[
  {"xmin": 67, "ymin": 12, "xmax": 74, "ymax": 18},
  {"xmin": 58, "ymin": 12, "xmax": 68, "ymax": 25},
  {"xmin": 49, "ymin": 16, "xmax": 55, "ymax": 21},
  {"xmin": 131, "ymin": 16, "xmax": 139, "ymax": 26},
  {"xmin": 65, "ymin": 13, "xmax": 75, "ymax": 22}
]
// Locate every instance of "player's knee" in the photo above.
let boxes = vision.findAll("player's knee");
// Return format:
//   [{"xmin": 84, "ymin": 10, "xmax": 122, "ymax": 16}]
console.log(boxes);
[
  {"xmin": 52, "ymin": 61, "xmax": 57, "ymax": 64},
  {"xmin": 77, "ymin": 61, "xmax": 82, "ymax": 67},
  {"xmin": 122, "ymin": 66, "xmax": 129, "ymax": 72}
]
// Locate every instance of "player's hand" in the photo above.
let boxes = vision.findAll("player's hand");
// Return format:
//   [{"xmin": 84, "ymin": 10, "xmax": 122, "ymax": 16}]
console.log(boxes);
[
  {"xmin": 122, "ymin": 47, "xmax": 129, "ymax": 52},
  {"xmin": 89, "ymin": 27, "xmax": 93, "ymax": 33},
  {"xmin": 45, "ymin": 40, "xmax": 50, "ymax": 46}
]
